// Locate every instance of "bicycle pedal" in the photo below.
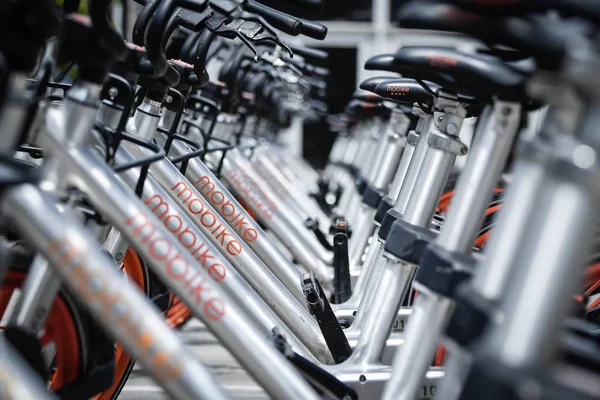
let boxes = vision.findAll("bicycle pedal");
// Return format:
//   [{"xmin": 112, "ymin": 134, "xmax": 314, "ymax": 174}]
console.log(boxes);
[{"xmin": 302, "ymin": 272, "xmax": 352, "ymax": 363}]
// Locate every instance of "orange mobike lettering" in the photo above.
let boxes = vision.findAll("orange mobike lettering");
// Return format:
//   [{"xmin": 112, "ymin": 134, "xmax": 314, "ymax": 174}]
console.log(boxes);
[
  {"xmin": 250, "ymin": 160, "xmax": 288, "ymax": 199},
  {"xmin": 386, "ymin": 86, "xmax": 410, "ymax": 92},
  {"xmin": 47, "ymin": 239, "xmax": 184, "ymax": 378},
  {"xmin": 223, "ymin": 168, "xmax": 275, "ymax": 220},
  {"xmin": 237, "ymin": 168, "xmax": 278, "ymax": 212},
  {"xmin": 134, "ymin": 198, "xmax": 229, "ymax": 282},
  {"xmin": 195, "ymin": 175, "xmax": 259, "ymax": 242},
  {"xmin": 170, "ymin": 182, "xmax": 243, "ymax": 256},
  {"xmin": 124, "ymin": 212, "xmax": 228, "ymax": 321}
]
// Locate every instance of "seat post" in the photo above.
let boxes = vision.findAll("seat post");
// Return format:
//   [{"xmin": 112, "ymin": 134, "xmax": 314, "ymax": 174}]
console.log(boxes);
[
  {"xmin": 340, "ymin": 107, "xmax": 431, "ymax": 330},
  {"xmin": 401, "ymin": 92, "xmax": 468, "ymax": 227},
  {"xmin": 388, "ymin": 107, "xmax": 430, "ymax": 202},
  {"xmin": 345, "ymin": 110, "xmax": 437, "ymax": 327},
  {"xmin": 437, "ymin": 100, "xmax": 521, "ymax": 253},
  {"xmin": 345, "ymin": 92, "xmax": 468, "ymax": 366},
  {"xmin": 346, "ymin": 119, "xmax": 384, "ymax": 223},
  {"xmin": 381, "ymin": 99, "xmax": 522, "ymax": 400},
  {"xmin": 349, "ymin": 108, "xmax": 410, "ymax": 268}
]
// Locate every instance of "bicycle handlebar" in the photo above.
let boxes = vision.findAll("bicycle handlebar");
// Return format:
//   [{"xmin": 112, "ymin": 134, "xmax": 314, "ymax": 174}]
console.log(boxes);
[
  {"xmin": 243, "ymin": 0, "xmax": 303, "ymax": 36},
  {"xmin": 297, "ymin": 18, "xmax": 327, "ymax": 40}
]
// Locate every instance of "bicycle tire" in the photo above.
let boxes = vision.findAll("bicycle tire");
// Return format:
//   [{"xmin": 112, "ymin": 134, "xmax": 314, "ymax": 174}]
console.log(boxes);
[{"xmin": 0, "ymin": 245, "xmax": 149, "ymax": 400}]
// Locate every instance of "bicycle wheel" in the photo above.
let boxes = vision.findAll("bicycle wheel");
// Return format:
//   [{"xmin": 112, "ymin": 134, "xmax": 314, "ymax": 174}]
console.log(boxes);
[
  {"xmin": 0, "ymin": 246, "xmax": 148, "ymax": 399},
  {"xmin": 0, "ymin": 269, "xmax": 84, "ymax": 389},
  {"xmin": 166, "ymin": 294, "xmax": 193, "ymax": 329},
  {"xmin": 92, "ymin": 247, "xmax": 149, "ymax": 400}
]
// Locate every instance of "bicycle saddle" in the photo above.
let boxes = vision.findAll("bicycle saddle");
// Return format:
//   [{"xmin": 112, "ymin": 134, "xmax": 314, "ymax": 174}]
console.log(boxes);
[
  {"xmin": 367, "ymin": 48, "xmax": 528, "ymax": 102},
  {"xmin": 395, "ymin": 1, "xmax": 568, "ymax": 70},
  {"xmin": 359, "ymin": 76, "xmax": 397, "ymax": 92},
  {"xmin": 365, "ymin": 53, "xmax": 466, "ymax": 94},
  {"xmin": 344, "ymin": 99, "xmax": 390, "ymax": 119},
  {"xmin": 445, "ymin": 0, "xmax": 600, "ymax": 25},
  {"xmin": 370, "ymin": 78, "xmax": 438, "ymax": 105},
  {"xmin": 352, "ymin": 90, "xmax": 382, "ymax": 104}
]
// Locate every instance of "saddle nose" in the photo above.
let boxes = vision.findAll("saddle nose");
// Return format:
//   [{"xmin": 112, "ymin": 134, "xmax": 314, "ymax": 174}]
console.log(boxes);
[
  {"xmin": 359, "ymin": 76, "xmax": 397, "ymax": 92},
  {"xmin": 352, "ymin": 89, "xmax": 382, "ymax": 103},
  {"xmin": 364, "ymin": 54, "xmax": 397, "ymax": 72}
]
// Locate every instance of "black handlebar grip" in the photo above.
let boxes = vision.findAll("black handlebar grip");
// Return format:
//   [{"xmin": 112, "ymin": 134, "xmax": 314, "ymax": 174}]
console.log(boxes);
[
  {"xmin": 282, "ymin": 0, "xmax": 325, "ymax": 12},
  {"xmin": 244, "ymin": 0, "xmax": 303, "ymax": 36},
  {"xmin": 298, "ymin": 18, "xmax": 327, "ymax": 40},
  {"xmin": 289, "ymin": 45, "xmax": 328, "ymax": 66}
]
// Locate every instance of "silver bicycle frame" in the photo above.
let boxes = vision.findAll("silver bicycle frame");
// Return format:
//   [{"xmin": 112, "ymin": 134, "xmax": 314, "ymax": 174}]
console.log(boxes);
[
  {"xmin": 382, "ymin": 100, "xmax": 522, "ymax": 400},
  {"xmin": 205, "ymin": 145, "xmax": 334, "ymax": 274},
  {"xmin": 1, "ymin": 79, "xmax": 226, "ymax": 400},
  {"xmin": 31, "ymin": 85, "xmax": 321, "ymax": 400},
  {"xmin": 251, "ymin": 144, "xmax": 333, "ymax": 233},
  {"xmin": 3, "ymin": 182, "xmax": 228, "ymax": 400},
  {"xmin": 320, "ymin": 95, "xmax": 468, "ymax": 397},
  {"xmin": 334, "ymin": 112, "xmax": 430, "ymax": 326},
  {"xmin": 115, "ymin": 138, "xmax": 333, "ymax": 363},
  {"xmin": 224, "ymin": 147, "xmax": 334, "ymax": 264},
  {"xmin": 111, "ymin": 143, "xmax": 325, "ymax": 362},
  {"xmin": 167, "ymin": 136, "xmax": 304, "ymax": 300},
  {"xmin": 121, "ymin": 102, "xmax": 333, "ymax": 360},
  {"xmin": 348, "ymin": 109, "xmax": 411, "ymax": 268}
]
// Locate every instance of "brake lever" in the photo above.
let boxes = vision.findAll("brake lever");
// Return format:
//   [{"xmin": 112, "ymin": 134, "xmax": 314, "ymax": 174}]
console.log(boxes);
[
  {"xmin": 204, "ymin": 15, "xmax": 260, "ymax": 62},
  {"xmin": 239, "ymin": 24, "xmax": 293, "ymax": 58},
  {"xmin": 237, "ymin": 12, "xmax": 294, "ymax": 57}
]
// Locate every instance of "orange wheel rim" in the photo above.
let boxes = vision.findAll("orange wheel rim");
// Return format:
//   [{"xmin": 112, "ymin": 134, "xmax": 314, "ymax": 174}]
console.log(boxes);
[
  {"xmin": 166, "ymin": 294, "xmax": 192, "ymax": 328},
  {"xmin": 92, "ymin": 248, "xmax": 146, "ymax": 400},
  {"xmin": 0, "ymin": 270, "xmax": 80, "ymax": 389},
  {"xmin": 434, "ymin": 345, "xmax": 446, "ymax": 366}
]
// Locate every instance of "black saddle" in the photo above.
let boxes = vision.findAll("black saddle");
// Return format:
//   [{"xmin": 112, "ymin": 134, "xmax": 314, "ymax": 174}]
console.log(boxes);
[
  {"xmin": 366, "ymin": 47, "xmax": 528, "ymax": 102},
  {"xmin": 395, "ymin": 1, "xmax": 568, "ymax": 70},
  {"xmin": 352, "ymin": 89, "xmax": 382, "ymax": 104},
  {"xmin": 444, "ymin": 0, "xmax": 600, "ymax": 26},
  {"xmin": 359, "ymin": 76, "xmax": 398, "ymax": 92},
  {"xmin": 344, "ymin": 99, "xmax": 390, "ymax": 119}
]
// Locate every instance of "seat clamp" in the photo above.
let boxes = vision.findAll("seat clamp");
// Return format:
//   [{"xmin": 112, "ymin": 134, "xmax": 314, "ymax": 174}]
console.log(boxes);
[
  {"xmin": 428, "ymin": 129, "xmax": 468, "ymax": 155},
  {"xmin": 407, "ymin": 130, "xmax": 420, "ymax": 146}
]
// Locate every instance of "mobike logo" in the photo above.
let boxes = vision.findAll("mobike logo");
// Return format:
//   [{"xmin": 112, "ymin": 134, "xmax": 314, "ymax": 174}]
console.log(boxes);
[
  {"xmin": 223, "ymin": 168, "xmax": 275, "ymax": 221},
  {"xmin": 250, "ymin": 160, "xmax": 288, "ymax": 199},
  {"xmin": 428, "ymin": 56, "xmax": 458, "ymax": 69},
  {"xmin": 193, "ymin": 176, "xmax": 259, "ymax": 243},
  {"xmin": 386, "ymin": 86, "xmax": 410, "ymax": 96},
  {"xmin": 125, "ymin": 212, "xmax": 227, "ymax": 321},
  {"xmin": 47, "ymin": 239, "xmax": 184, "ymax": 378},
  {"xmin": 169, "ymin": 182, "xmax": 244, "ymax": 256},
  {"xmin": 142, "ymin": 195, "xmax": 229, "ymax": 281}
]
